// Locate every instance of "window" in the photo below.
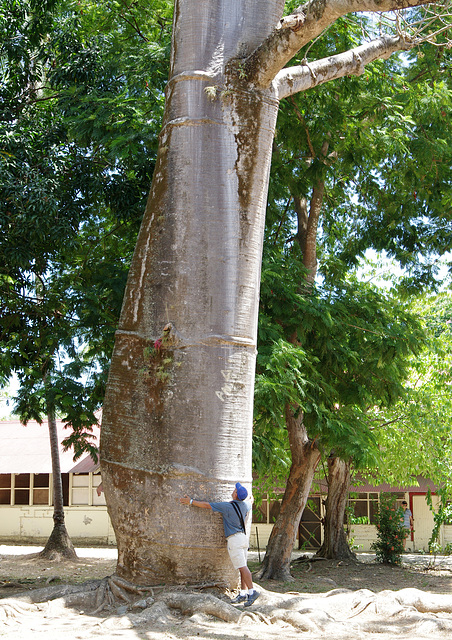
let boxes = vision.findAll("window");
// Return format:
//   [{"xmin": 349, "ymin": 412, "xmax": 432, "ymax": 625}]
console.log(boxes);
[
  {"xmin": 92, "ymin": 474, "xmax": 105, "ymax": 505},
  {"xmin": 0, "ymin": 474, "xmax": 50, "ymax": 506},
  {"xmin": 33, "ymin": 474, "xmax": 50, "ymax": 505},
  {"xmin": 252, "ymin": 495, "xmax": 284, "ymax": 524},
  {"xmin": 71, "ymin": 472, "xmax": 105, "ymax": 506},
  {"xmin": 269, "ymin": 498, "xmax": 282, "ymax": 523},
  {"xmin": 349, "ymin": 492, "xmax": 407, "ymax": 525},
  {"xmin": 393, "ymin": 492, "xmax": 408, "ymax": 508},
  {"xmin": 252, "ymin": 499, "xmax": 268, "ymax": 523},
  {"xmin": 0, "ymin": 474, "xmax": 11, "ymax": 504},
  {"xmin": 72, "ymin": 473, "xmax": 90, "ymax": 505},
  {"xmin": 349, "ymin": 492, "xmax": 379, "ymax": 524},
  {"xmin": 14, "ymin": 474, "xmax": 30, "ymax": 505}
]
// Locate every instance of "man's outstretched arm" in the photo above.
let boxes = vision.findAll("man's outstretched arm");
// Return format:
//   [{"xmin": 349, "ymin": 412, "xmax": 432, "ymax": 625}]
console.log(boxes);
[{"xmin": 180, "ymin": 495, "xmax": 212, "ymax": 509}]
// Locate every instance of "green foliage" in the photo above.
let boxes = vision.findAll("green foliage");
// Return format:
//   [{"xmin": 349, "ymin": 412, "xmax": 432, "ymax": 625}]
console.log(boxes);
[
  {"xmin": 269, "ymin": 14, "xmax": 452, "ymax": 291},
  {"xmin": 259, "ymin": 14, "xmax": 452, "ymax": 507},
  {"xmin": 0, "ymin": 0, "xmax": 172, "ymax": 454},
  {"xmin": 369, "ymin": 293, "xmax": 452, "ymax": 491},
  {"xmin": 371, "ymin": 493, "xmax": 406, "ymax": 565},
  {"xmin": 254, "ymin": 243, "xmax": 425, "ymax": 485}
]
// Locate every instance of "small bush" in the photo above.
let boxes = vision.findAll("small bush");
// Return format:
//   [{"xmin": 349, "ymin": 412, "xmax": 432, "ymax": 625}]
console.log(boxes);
[{"xmin": 371, "ymin": 493, "xmax": 406, "ymax": 565}]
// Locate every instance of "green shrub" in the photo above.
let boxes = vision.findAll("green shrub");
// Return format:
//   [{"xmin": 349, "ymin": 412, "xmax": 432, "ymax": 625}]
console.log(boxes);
[{"xmin": 371, "ymin": 493, "xmax": 406, "ymax": 565}]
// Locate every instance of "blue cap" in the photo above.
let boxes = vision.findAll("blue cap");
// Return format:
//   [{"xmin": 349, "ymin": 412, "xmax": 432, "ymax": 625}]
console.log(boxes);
[{"xmin": 235, "ymin": 482, "xmax": 248, "ymax": 501}]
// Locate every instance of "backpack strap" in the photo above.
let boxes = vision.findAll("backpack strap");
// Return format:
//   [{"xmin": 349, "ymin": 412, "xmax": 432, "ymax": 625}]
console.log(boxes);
[{"xmin": 231, "ymin": 501, "xmax": 246, "ymax": 533}]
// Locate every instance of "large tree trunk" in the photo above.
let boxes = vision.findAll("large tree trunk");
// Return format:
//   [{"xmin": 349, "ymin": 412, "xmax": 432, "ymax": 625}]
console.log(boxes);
[
  {"xmin": 100, "ymin": 0, "xmax": 284, "ymax": 587},
  {"xmin": 40, "ymin": 409, "xmax": 77, "ymax": 560},
  {"xmin": 316, "ymin": 456, "xmax": 355, "ymax": 560},
  {"xmin": 257, "ymin": 405, "xmax": 320, "ymax": 581}
]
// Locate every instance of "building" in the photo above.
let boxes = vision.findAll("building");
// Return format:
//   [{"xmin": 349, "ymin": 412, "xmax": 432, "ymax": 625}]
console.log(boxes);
[
  {"xmin": 0, "ymin": 418, "xmax": 115, "ymax": 545},
  {"xmin": 250, "ymin": 477, "xmax": 452, "ymax": 553}
]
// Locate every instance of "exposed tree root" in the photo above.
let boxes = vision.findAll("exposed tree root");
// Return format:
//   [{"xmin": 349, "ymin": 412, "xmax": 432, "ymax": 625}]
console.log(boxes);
[
  {"xmin": 162, "ymin": 591, "xmax": 243, "ymax": 622},
  {"xmin": 1, "ymin": 580, "xmax": 29, "ymax": 589},
  {"xmin": 292, "ymin": 554, "xmax": 326, "ymax": 563},
  {"xmin": 10, "ymin": 579, "xmax": 102, "ymax": 605},
  {"xmin": 91, "ymin": 574, "xmax": 154, "ymax": 614},
  {"xmin": 3, "ymin": 578, "xmax": 452, "ymax": 637},
  {"xmin": 267, "ymin": 608, "xmax": 320, "ymax": 632},
  {"xmin": 393, "ymin": 588, "xmax": 452, "ymax": 613}
]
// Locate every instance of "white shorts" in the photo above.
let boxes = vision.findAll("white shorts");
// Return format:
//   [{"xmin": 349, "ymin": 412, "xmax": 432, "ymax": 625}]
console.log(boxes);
[{"xmin": 227, "ymin": 532, "xmax": 248, "ymax": 569}]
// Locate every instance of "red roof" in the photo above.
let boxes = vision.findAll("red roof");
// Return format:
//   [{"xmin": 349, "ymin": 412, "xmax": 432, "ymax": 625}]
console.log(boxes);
[
  {"xmin": 0, "ymin": 419, "xmax": 100, "ymax": 474},
  {"xmin": 351, "ymin": 477, "xmax": 437, "ymax": 493},
  {"xmin": 69, "ymin": 456, "xmax": 100, "ymax": 474}
]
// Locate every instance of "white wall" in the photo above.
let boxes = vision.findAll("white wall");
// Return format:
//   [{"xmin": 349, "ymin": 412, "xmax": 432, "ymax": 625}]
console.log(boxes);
[
  {"xmin": 249, "ymin": 524, "xmax": 274, "ymax": 550},
  {"xmin": 1, "ymin": 496, "xmax": 446, "ymax": 554},
  {"xmin": 349, "ymin": 524, "xmax": 378, "ymax": 552},
  {"xmin": 0, "ymin": 505, "xmax": 116, "ymax": 545}
]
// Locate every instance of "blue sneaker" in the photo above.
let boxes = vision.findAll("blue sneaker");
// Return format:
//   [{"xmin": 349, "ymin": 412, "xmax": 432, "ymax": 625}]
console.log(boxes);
[
  {"xmin": 231, "ymin": 593, "xmax": 247, "ymax": 604},
  {"xmin": 244, "ymin": 591, "xmax": 260, "ymax": 607}
]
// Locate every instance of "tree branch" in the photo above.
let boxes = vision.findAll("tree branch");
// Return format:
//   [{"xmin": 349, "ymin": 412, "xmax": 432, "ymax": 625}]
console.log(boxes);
[
  {"xmin": 117, "ymin": 0, "xmax": 150, "ymax": 42},
  {"xmin": 275, "ymin": 34, "xmax": 414, "ymax": 100},
  {"xmin": 244, "ymin": 0, "xmax": 439, "ymax": 87}
]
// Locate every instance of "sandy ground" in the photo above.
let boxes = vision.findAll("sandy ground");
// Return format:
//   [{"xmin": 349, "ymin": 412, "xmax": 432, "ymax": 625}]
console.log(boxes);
[{"xmin": 1, "ymin": 546, "xmax": 452, "ymax": 639}]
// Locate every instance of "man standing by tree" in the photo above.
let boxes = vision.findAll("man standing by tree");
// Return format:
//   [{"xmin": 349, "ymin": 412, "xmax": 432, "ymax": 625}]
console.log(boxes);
[{"xmin": 180, "ymin": 483, "xmax": 259, "ymax": 606}]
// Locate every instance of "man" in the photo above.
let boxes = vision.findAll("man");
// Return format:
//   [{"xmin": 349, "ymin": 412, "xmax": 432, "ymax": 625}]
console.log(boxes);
[
  {"xmin": 401, "ymin": 500, "xmax": 414, "ymax": 550},
  {"xmin": 180, "ymin": 483, "xmax": 260, "ymax": 606}
]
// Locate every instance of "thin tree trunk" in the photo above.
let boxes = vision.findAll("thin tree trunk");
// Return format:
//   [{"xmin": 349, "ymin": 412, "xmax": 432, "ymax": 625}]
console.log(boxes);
[
  {"xmin": 316, "ymin": 456, "xmax": 355, "ymax": 560},
  {"xmin": 257, "ymin": 405, "xmax": 320, "ymax": 581},
  {"xmin": 258, "ymin": 161, "xmax": 326, "ymax": 580},
  {"xmin": 294, "ymin": 140, "xmax": 329, "ymax": 284},
  {"xmin": 39, "ymin": 408, "xmax": 77, "ymax": 560}
]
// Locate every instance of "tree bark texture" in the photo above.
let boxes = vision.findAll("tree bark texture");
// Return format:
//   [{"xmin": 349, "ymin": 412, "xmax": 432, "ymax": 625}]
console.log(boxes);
[
  {"xmin": 40, "ymin": 409, "xmax": 77, "ymax": 560},
  {"xmin": 316, "ymin": 456, "xmax": 355, "ymax": 560},
  {"xmin": 257, "ymin": 405, "xmax": 320, "ymax": 581},
  {"xmin": 100, "ymin": 0, "xmax": 284, "ymax": 586}
]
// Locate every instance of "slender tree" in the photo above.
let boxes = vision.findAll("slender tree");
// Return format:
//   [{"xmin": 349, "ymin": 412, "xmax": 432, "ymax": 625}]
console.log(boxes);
[
  {"xmin": 40, "ymin": 405, "xmax": 77, "ymax": 560},
  {"xmin": 254, "ymin": 246, "xmax": 423, "ymax": 577}
]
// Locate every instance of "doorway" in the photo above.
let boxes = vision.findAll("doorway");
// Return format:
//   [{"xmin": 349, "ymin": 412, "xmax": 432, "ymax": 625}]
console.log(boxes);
[
  {"xmin": 298, "ymin": 496, "xmax": 322, "ymax": 549},
  {"xmin": 411, "ymin": 494, "xmax": 437, "ymax": 552}
]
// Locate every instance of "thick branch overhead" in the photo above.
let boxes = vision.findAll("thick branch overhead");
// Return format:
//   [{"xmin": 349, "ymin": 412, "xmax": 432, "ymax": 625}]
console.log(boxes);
[
  {"xmin": 243, "ymin": 0, "xmax": 439, "ymax": 88},
  {"xmin": 275, "ymin": 34, "xmax": 415, "ymax": 99}
]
